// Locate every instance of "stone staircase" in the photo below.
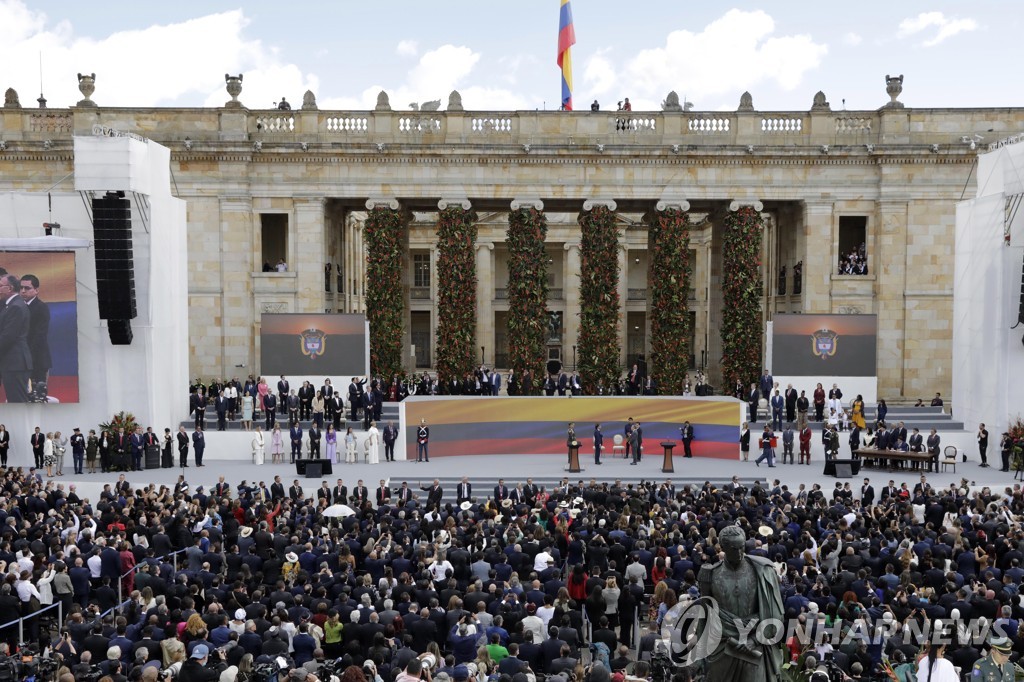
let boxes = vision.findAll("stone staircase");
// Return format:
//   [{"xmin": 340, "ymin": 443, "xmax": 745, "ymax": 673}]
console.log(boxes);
[
  {"xmin": 750, "ymin": 405, "xmax": 963, "ymax": 431},
  {"xmin": 180, "ymin": 403, "xmax": 400, "ymax": 431}
]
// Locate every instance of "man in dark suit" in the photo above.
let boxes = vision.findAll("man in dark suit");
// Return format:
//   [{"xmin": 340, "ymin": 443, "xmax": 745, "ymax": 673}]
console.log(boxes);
[
  {"xmin": 908, "ymin": 428, "xmax": 923, "ymax": 453},
  {"xmin": 382, "ymin": 421, "xmax": 398, "ymax": 462},
  {"xmin": 396, "ymin": 481, "xmax": 413, "ymax": 504},
  {"xmin": 130, "ymin": 426, "xmax": 145, "ymax": 472},
  {"xmin": 115, "ymin": 427, "xmax": 130, "ymax": 471},
  {"xmin": 892, "ymin": 421, "xmax": 908, "ymax": 448},
  {"xmin": 680, "ymin": 421, "xmax": 695, "ymax": 458},
  {"xmin": 493, "ymin": 479, "xmax": 509, "ymax": 502},
  {"xmin": 192, "ymin": 427, "xmax": 205, "ymax": 467},
  {"xmin": 290, "ymin": 422, "xmax": 303, "ymax": 463},
  {"xmin": 176, "ymin": 426, "xmax": 189, "ymax": 467},
  {"xmin": 0, "ymin": 274, "xmax": 32, "ymax": 402},
  {"xmin": 420, "ymin": 479, "xmax": 443, "ymax": 508},
  {"xmin": 191, "ymin": 390, "xmax": 206, "ymax": 429},
  {"xmin": 347, "ymin": 377, "xmax": 364, "ymax": 422},
  {"xmin": 30, "ymin": 426, "xmax": 45, "ymax": 468},
  {"xmin": 351, "ymin": 480, "xmax": 368, "ymax": 506},
  {"xmin": 270, "ymin": 476, "xmax": 285, "ymax": 502},
  {"xmin": 215, "ymin": 391, "xmax": 229, "ymax": 431},
  {"xmin": 332, "ymin": 479, "xmax": 348, "ymax": 504},
  {"xmin": 456, "ymin": 477, "xmax": 472, "ymax": 504},
  {"xmin": 276, "ymin": 375, "xmax": 290, "ymax": 406},
  {"xmin": 262, "ymin": 392, "xmax": 277, "ymax": 430},
  {"xmin": 593, "ymin": 423, "xmax": 603, "ymax": 465},
  {"xmin": 362, "ymin": 391, "xmax": 374, "ymax": 430},
  {"xmin": 759, "ymin": 370, "xmax": 774, "ymax": 402},
  {"xmin": 634, "ymin": 422, "xmax": 644, "ymax": 461},
  {"xmin": 861, "ymin": 478, "xmax": 875, "ymax": 507},
  {"xmin": 298, "ymin": 381, "xmax": 314, "ymax": 421},
  {"xmin": 748, "ymin": 384, "xmax": 760, "ymax": 423},
  {"xmin": 19, "ymin": 274, "xmax": 51, "ymax": 393},
  {"xmin": 375, "ymin": 479, "xmax": 391, "ymax": 507},
  {"xmin": 288, "ymin": 480, "xmax": 303, "ymax": 502},
  {"xmin": 308, "ymin": 424, "xmax": 321, "ymax": 458},
  {"xmin": 557, "ymin": 371, "xmax": 568, "ymax": 396}
]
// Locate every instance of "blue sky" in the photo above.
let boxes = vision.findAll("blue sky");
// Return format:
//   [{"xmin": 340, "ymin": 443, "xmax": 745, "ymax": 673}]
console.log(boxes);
[{"xmin": 1, "ymin": 1, "xmax": 1019, "ymax": 112}]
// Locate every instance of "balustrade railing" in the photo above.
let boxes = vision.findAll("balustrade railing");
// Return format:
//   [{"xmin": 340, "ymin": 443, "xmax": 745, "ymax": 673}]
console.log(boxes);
[
  {"xmin": 834, "ymin": 116, "xmax": 872, "ymax": 135},
  {"xmin": 254, "ymin": 113, "xmax": 295, "ymax": 132},
  {"xmin": 761, "ymin": 116, "xmax": 804, "ymax": 133},
  {"xmin": 687, "ymin": 115, "xmax": 732, "ymax": 133},
  {"xmin": 324, "ymin": 115, "xmax": 368, "ymax": 133},
  {"xmin": 471, "ymin": 117, "xmax": 513, "ymax": 133}
]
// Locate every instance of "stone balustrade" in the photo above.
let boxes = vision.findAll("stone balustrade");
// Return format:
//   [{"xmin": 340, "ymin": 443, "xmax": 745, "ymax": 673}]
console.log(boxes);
[{"xmin": 2, "ymin": 106, "xmax": 1021, "ymax": 148}]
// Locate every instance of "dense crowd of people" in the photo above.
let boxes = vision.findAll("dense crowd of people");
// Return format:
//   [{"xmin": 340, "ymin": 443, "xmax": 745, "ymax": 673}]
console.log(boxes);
[
  {"xmin": 1, "ymin": 454, "xmax": 1023, "ymax": 682},
  {"xmin": 837, "ymin": 244, "xmax": 869, "ymax": 276}
]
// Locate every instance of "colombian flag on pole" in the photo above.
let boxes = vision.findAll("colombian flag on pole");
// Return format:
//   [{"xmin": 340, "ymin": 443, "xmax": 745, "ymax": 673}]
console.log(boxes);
[{"xmin": 557, "ymin": 0, "xmax": 576, "ymax": 110}]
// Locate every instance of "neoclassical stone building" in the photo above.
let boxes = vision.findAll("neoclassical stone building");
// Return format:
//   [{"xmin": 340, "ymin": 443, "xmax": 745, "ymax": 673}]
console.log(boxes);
[{"xmin": 2, "ymin": 78, "xmax": 1022, "ymax": 398}]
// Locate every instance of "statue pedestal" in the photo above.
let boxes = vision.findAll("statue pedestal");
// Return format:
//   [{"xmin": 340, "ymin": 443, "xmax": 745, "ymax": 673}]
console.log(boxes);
[
  {"xmin": 567, "ymin": 445, "xmax": 582, "ymax": 473},
  {"xmin": 660, "ymin": 441, "xmax": 676, "ymax": 473}
]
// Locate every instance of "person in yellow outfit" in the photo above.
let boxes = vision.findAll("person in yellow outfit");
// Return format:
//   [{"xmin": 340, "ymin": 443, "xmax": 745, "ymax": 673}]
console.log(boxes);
[{"xmin": 851, "ymin": 394, "xmax": 867, "ymax": 430}]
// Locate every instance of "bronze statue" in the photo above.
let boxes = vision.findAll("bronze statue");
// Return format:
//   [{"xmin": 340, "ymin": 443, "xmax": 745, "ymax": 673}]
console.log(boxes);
[{"xmin": 697, "ymin": 525, "xmax": 784, "ymax": 681}]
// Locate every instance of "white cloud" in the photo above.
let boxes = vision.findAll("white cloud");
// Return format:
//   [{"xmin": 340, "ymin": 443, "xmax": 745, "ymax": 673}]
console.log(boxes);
[
  {"xmin": 843, "ymin": 32, "xmax": 862, "ymax": 46},
  {"xmin": 582, "ymin": 49, "xmax": 617, "ymax": 99},
  {"xmin": 321, "ymin": 44, "xmax": 536, "ymax": 111},
  {"xmin": 0, "ymin": 0, "xmax": 318, "ymax": 108},
  {"xmin": 897, "ymin": 11, "xmax": 977, "ymax": 46},
  {"xmin": 590, "ymin": 9, "xmax": 827, "ymax": 110},
  {"xmin": 396, "ymin": 40, "xmax": 418, "ymax": 57}
]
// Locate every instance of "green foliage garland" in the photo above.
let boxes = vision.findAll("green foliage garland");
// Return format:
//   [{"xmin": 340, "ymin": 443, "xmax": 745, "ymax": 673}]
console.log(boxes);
[
  {"xmin": 364, "ymin": 206, "xmax": 406, "ymax": 378},
  {"xmin": 506, "ymin": 208, "xmax": 549, "ymax": 393},
  {"xmin": 435, "ymin": 207, "xmax": 478, "ymax": 388},
  {"xmin": 578, "ymin": 206, "xmax": 621, "ymax": 394},
  {"xmin": 721, "ymin": 206, "xmax": 764, "ymax": 390},
  {"xmin": 648, "ymin": 208, "xmax": 691, "ymax": 394}
]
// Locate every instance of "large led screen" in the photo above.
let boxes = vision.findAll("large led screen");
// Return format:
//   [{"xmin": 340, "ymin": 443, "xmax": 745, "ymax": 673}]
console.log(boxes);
[{"xmin": 260, "ymin": 314, "xmax": 369, "ymax": 376}]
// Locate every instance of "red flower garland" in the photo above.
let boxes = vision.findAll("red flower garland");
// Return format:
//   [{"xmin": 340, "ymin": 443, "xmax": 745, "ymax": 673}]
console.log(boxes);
[
  {"xmin": 578, "ymin": 206, "xmax": 621, "ymax": 394},
  {"xmin": 721, "ymin": 206, "xmax": 764, "ymax": 391},
  {"xmin": 506, "ymin": 208, "xmax": 549, "ymax": 393},
  {"xmin": 435, "ymin": 207, "xmax": 477, "ymax": 388},
  {"xmin": 648, "ymin": 208, "xmax": 691, "ymax": 394},
  {"xmin": 364, "ymin": 206, "xmax": 406, "ymax": 378}
]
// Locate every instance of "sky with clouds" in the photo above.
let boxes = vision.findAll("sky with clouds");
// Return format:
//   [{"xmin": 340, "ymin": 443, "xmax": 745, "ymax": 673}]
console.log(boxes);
[{"xmin": 0, "ymin": 1, "xmax": 1018, "ymax": 112}]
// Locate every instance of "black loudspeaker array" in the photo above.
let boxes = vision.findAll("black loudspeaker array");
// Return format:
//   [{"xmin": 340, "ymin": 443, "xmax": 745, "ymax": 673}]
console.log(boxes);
[{"xmin": 92, "ymin": 192, "xmax": 136, "ymax": 345}]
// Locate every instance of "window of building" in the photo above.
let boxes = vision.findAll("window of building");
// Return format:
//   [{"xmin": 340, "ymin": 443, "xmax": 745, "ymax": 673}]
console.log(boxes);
[
  {"xmin": 413, "ymin": 253, "xmax": 431, "ymax": 288},
  {"xmin": 837, "ymin": 216, "xmax": 868, "ymax": 275},
  {"xmin": 260, "ymin": 214, "xmax": 288, "ymax": 271}
]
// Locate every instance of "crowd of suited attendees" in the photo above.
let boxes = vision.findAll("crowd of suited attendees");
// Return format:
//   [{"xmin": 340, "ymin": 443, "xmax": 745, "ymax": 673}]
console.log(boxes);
[
  {"xmin": 184, "ymin": 367, "xmax": 713, "ymax": 434},
  {"xmin": 5, "ymin": 460, "xmax": 1024, "ymax": 681}
]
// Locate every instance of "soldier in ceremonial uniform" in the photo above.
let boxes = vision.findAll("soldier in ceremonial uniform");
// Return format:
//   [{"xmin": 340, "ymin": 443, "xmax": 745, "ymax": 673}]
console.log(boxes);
[{"xmin": 972, "ymin": 635, "xmax": 1014, "ymax": 681}]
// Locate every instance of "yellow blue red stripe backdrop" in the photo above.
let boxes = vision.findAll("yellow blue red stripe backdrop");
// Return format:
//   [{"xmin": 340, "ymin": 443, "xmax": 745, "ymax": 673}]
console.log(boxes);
[
  {"xmin": 557, "ymin": 0, "xmax": 576, "ymax": 110},
  {"xmin": 403, "ymin": 396, "xmax": 743, "ymax": 458}
]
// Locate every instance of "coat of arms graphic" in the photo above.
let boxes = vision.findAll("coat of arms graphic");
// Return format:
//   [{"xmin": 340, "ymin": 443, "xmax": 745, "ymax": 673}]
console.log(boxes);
[
  {"xmin": 811, "ymin": 328, "xmax": 838, "ymax": 359},
  {"xmin": 300, "ymin": 328, "xmax": 327, "ymax": 359}
]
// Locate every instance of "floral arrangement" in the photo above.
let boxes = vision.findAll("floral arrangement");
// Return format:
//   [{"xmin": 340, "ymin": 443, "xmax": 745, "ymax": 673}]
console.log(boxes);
[
  {"xmin": 506, "ymin": 207, "xmax": 549, "ymax": 393},
  {"xmin": 435, "ymin": 206, "xmax": 478, "ymax": 388},
  {"xmin": 648, "ymin": 207, "xmax": 691, "ymax": 394},
  {"xmin": 99, "ymin": 411, "xmax": 140, "ymax": 434},
  {"xmin": 578, "ymin": 205, "xmax": 621, "ymax": 394},
  {"xmin": 1010, "ymin": 416, "xmax": 1024, "ymax": 470},
  {"xmin": 721, "ymin": 206, "xmax": 764, "ymax": 391},
  {"xmin": 364, "ymin": 206, "xmax": 406, "ymax": 379}
]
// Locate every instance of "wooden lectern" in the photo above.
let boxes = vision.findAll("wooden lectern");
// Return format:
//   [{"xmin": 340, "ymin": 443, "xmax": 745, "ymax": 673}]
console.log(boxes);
[
  {"xmin": 660, "ymin": 441, "xmax": 676, "ymax": 473},
  {"xmin": 567, "ymin": 441, "xmax": 582, "ymax": 473}
]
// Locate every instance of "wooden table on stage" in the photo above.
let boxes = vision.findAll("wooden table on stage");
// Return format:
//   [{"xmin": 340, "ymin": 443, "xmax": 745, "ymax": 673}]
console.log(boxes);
[
  {"xmin": 660, "ymin": 441, "xmax": 676, "ymax": 473},
  {"xmin": 567, "ymin": 444, "xmax": 582, "ymax": 473},
  {"xmin": 854, "ymin": 448, "xmax": 936, "ymax": 472}
]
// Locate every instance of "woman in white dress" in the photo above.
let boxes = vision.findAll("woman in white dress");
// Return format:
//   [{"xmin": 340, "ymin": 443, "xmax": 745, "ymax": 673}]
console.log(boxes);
[
  {"xmin": 345, "ymin": 427, "xmax": 357, "ymax": 464},
  {"xmin": 251, "ymin": 425, "xmax": 265, "ymax": 465},
  {"xmin": 270, "ymin": 423, "xmax": 284, "ymax": 464},
  {"xmin": 914, "ymin": 640, "xmax": 958, "ymax": 682},
  {"xmin": 43, "ymin": 432, "xmax": 56, "ymax": 477},
  {"xmin": 366, "ymin": 422, "xmax": 380, "ymax": 464}
]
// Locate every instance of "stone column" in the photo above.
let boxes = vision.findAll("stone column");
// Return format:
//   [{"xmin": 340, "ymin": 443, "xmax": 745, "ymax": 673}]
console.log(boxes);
[
  {"xmin": 801, "ymin": 200, "xmax": 834, "ymax": 312},
  {"xmin": 563, "ymin": 242, "xmax": 581, "ymax": 371},
  {"xmin": 877, "ymin": 200, "xmax": 909, "ymax": 396},
  {"xmin": 364, "ymin": 198, "xmax": 410, "ymax": 376},
  {"xmin": 646, "ymin": 199, "xmax": 691, "ymax": 393},
  {"xmin": 221, "ymin": 197, "xmax": 254, "ymax": 375},
  {"xmin": 293, "ymin": 197, "xmax": 326, "ymax": 312}
]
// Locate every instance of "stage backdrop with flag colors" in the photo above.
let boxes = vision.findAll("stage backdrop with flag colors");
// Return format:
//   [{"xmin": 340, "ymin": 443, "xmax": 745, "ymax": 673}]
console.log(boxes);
[
  {"xmin": 402, "ymin": 396, "xmax": 743, "ymax": 458},
  {"xmin": 0, "ymin": 250, "xmax": 79, "ymax": 402},
  {"xmin": 771, "ymin": 314, "xmax": 877, "ymax": 376},
  {"xmin": 260, "ymin": 314, "xmax": 369, "ymax": 377}
]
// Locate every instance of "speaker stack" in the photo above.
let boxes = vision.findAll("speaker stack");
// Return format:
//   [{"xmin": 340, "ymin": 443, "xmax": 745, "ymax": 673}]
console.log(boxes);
[{"xmin": 92, "ymin": 192, "xmax": 136, "ymax": 345}]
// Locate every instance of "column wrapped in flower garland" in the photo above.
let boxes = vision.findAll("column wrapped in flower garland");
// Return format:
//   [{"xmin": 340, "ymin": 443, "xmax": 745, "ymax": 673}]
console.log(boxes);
[
  {"xmin": 721, "ymin": 204, "xmax": 764, "ymax": 391},
  {"xmin": 364, "ymin": 203, "xmax": 406, "ymax": 378},
  {"xmin": 648, "ymin": 206, "xmax": 691, "ymax": 394},
  {"xmin": 506, "ymin": 205, "xmax": 548, "ymax": 394},
  {"xmin": 578, "ymin": 203, "xmax": 621, "ymax": 394},
  {"xmin": 435, "ymin": 203, "xmax": 477, "ymax": 387}
]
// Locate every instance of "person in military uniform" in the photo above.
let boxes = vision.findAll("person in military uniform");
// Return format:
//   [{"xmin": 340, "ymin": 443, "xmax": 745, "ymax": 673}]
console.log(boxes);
[{"xmin": 972, "ymin": 635, "xmax": 1015, "ymax": 681}]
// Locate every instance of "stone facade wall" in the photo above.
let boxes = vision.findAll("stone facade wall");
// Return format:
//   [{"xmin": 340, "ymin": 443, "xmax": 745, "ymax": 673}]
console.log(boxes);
[{"xmin": 1, "ymin": 103, "xmax": 1022, "ymax": 396}]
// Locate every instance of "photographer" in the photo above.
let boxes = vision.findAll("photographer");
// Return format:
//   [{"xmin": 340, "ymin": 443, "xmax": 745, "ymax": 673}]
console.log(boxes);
[{"xmin": 177, "ymin": 643, "xmax": 227, "ymax": 682}]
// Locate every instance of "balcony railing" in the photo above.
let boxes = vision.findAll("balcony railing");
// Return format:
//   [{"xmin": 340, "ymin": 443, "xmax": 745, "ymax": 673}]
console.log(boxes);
[{"xmin": 410, "ymin": 287, "xmax": 431, "ymax": 300}]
